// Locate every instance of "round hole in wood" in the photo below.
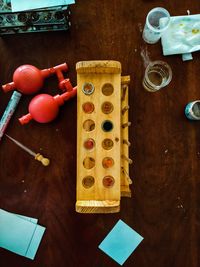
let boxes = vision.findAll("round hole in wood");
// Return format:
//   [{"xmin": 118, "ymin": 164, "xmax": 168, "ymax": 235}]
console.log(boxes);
[
  {"xmin": 102, "ymin": 139, "xmax": 114, "ymax": 150},
  {"xmin": 83, "ymin": 119, "xmax": 95, "ymax": 132},
  {"xmin": 82, "ymin": 102, "xmax": 94, "ymax": 113},
  {"xmin": 82, "ymin": 82, "xmax": 95, "ymax": 95},
  {"xmin": 83, "ymin": 157, "xmax": 95, "ymax": 169},
  {"xmin": 102, "ymin": 83, "xmax": 114, "ymax": 96},
  {"xmin": 102, "ymin": 120, "xmax": 113, "ymax": 132},
  {"xmin": 103, "ymin": 176, "xmax": 115, "ymax": 188},
  {"xmin": 101, "ymin": 102, "xmax": 114, "ymax": 114},
  {"xmin": 84, "ymin": 138, "xmax": 95, "ymax": 150},
  {"xmin": 102, "ymin": 157, "xmax": 114, "ymax": 168},
  {"xmin": 82, "ymin": 176, "xmax": 95, "ymax": 188}
]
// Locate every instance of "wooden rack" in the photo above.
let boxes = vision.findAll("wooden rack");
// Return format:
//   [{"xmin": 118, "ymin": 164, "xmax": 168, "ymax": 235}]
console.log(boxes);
[{"xmin": 76, "ymin": 60, "xmax": 132, "ymax": 213}]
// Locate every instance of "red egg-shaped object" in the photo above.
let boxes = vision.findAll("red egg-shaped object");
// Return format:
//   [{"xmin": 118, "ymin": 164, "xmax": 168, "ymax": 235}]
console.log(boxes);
[
  {"xmin": 13, "ymin": 65, "xmax": 44, "ymax": 94},
  {"xmin": 29, "ymin": 94, "xmax": 59, "ymax": 123}
]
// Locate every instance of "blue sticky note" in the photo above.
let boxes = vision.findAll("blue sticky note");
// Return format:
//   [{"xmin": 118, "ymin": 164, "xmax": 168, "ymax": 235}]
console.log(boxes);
[
  {"xmin": 182, "ymin": 53, "xmax": 193, "ymax": 61},
  {"xmin": 98, "ymin": 220, "xmax": 143, "ymax": 265},
  {"xmin": 13, "ymin": 213, "xmax": 38, "ymax": 224},
  {"xmin": 0, "ymin": 209, "xmax": 45, "ymax": 260},
  {"xmin": 26, "ymin": 225, "xmax": 46, "ymax": 259},
  {"xmin": 11, "ymin": 0, "xmax": 75, "ymax": 12}
]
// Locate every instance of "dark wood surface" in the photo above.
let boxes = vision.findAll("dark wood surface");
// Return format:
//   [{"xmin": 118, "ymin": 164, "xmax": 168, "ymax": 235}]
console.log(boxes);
[{"xmin": 0, "ymin": 1, "xmax": 200, "ymax": 266}]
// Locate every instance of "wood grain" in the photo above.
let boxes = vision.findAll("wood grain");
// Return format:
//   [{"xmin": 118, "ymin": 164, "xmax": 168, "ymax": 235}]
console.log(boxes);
[
  {"xmin": 76, "ymin": 60, "xmax": 121, "ymax": 213},
  {"xmin": 121, "ymin": 75, "xmax": 131, "ymax": 197},
  {"xmin": 0, "ymin": 0, "xmax": 200, "ymax": 266}
]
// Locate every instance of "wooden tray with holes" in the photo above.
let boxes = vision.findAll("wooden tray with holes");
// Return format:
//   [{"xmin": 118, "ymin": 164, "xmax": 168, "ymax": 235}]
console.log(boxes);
[{"xmin": 76, "ymin": 60, "xmax": 131, "ymax": 213}]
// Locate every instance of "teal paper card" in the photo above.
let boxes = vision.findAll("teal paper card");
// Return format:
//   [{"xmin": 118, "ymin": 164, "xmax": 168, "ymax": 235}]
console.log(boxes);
[
  {"xmin": 26, "ymin": 225, "xmax": 46, "ymax": 259},
  {"xmin": 14, "ymin": 213, "xmax": 38, "ymax": 224},
  {"xmin": 0, "ymin": 209, "xmax": 45, "ymax": 260},
  {"xmin": 98, "ymin": 220, "xmax": 143, "ymax": 265},
  {"xmin": 11, "ymin": 0, "xmax": 75, "ymax": 12}
]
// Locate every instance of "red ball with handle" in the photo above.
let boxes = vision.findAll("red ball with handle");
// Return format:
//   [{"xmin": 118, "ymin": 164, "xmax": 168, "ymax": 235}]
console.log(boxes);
[
  {"xmin": 19, "ymin": 85, "xmax": 77, "ymax": 124},
  {"xmin": 2, "ymin": 63, "xmax": 68, "ymax": 94}
]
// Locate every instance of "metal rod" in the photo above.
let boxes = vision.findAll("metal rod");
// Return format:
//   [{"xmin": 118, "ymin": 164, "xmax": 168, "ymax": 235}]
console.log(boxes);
[{"xmin": 6, "ymin": 134, "xmax": 50, "ymax": 166}]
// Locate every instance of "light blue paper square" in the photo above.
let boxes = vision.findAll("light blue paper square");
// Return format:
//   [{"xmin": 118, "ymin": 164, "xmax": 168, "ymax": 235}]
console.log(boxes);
[
  {"xmin": 11, "ymin": 0, "xmax": 75, "ymax": 12},
  {"xmin": 98, "ymin": 220, "xmax": 143, "ymax": 265},
  {"xmin": 182, "ymin": 53, "xmax": 193, "ymax": 61},
  {"xmin": 160, "ymin": 14, "xmax": 200, "ymax": 56},
  {"xmin": 25, "ymin": 225, "xmax": 46, "ymax": 260},
  {"xmin": 14, "ymin": 213, "xmax": 38, "ymax": 224},
  {"xmin": 0, "ymin": 209, "xmax": 45, "ymax": 260}
]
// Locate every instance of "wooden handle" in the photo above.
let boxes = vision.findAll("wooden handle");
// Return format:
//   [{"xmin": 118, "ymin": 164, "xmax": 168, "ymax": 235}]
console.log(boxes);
[{"xmin": 35, "ymin": 153, "xmax": 50, "ymax": 166}]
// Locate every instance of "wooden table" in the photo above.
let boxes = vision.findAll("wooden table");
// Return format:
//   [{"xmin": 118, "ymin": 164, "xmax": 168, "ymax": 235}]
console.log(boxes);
[{"xmin": 0, "ymin": 1, "xmax": 200, "ymax": 266}]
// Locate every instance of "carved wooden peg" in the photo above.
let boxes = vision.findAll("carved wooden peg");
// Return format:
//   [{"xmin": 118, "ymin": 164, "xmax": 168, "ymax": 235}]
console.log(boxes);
[
  {"xmin": 121, "ymin": 85, "xmax": 128, "ymax": 101},
  {"xmin": 123, "ymin": 139, "xmax": 131, "ymax": 146},
  {"xmin": 121, "ymin": 154, "xmax": 133, "ymax": 164},
  {"xmin": 121, "ymin": 167, "xmax": 132, "ymax": 184},
  {"xmin": 121, "ymin": 105, "xmax": 130, "ymax": 115},
  {"xmin": 122, "ymin": 122, "xmax": 131, "ymax": 128}
]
